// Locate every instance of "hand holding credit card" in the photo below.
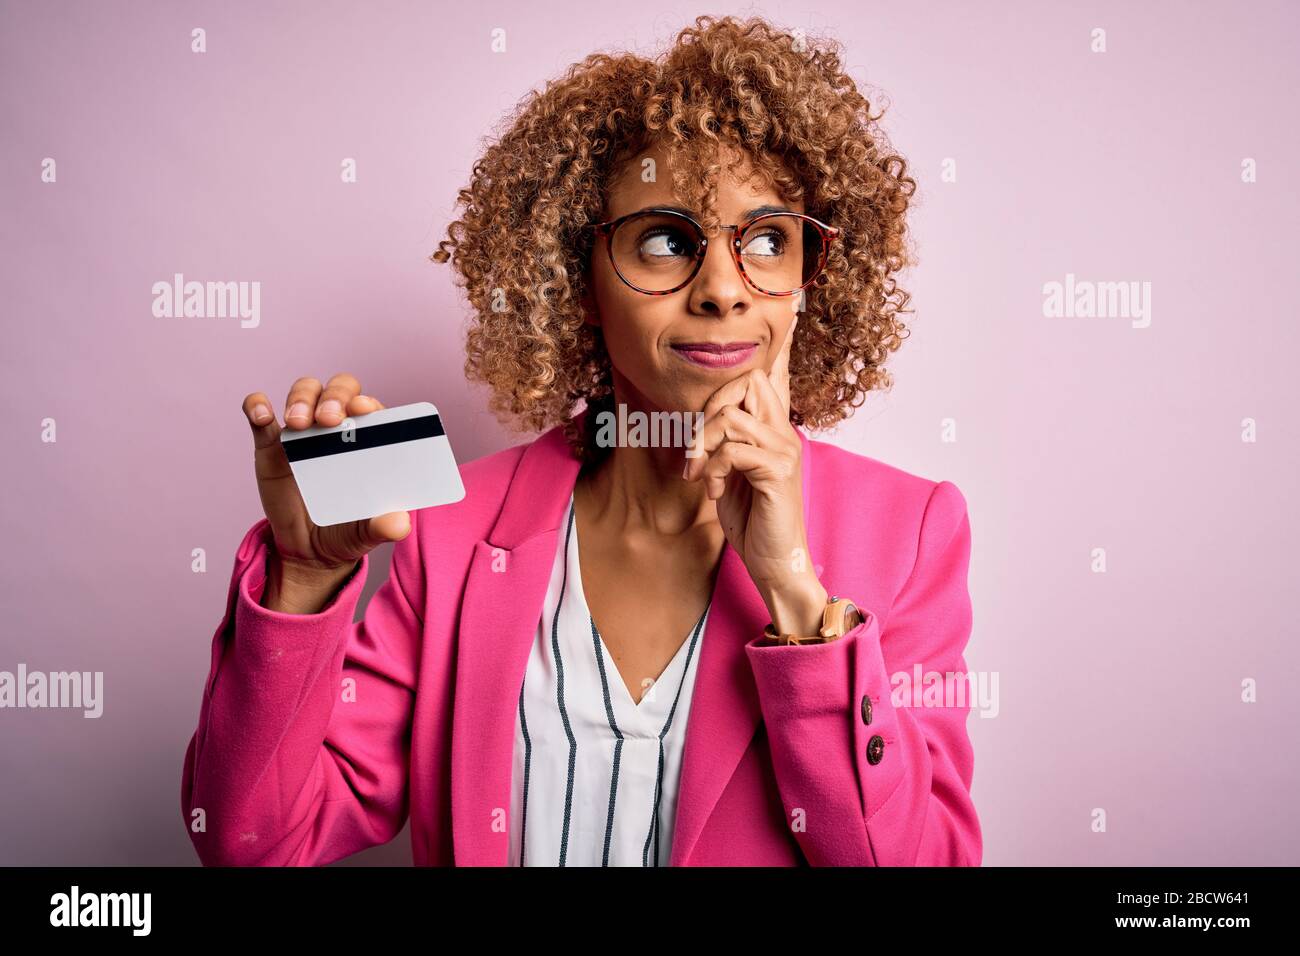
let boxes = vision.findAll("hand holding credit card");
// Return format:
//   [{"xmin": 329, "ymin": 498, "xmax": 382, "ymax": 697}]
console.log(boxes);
[
  {"xmin": 279, "ymin": 401, "xmax": 465, "ymax": 526},
  {"xmin": 243, "ymin": 379, "xmax": 464, "ymax": 585}
]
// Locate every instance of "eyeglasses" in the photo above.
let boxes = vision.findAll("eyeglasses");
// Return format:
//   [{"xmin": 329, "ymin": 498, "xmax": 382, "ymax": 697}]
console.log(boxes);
[{"xmin": 584, "ymin": 207, "xmax": 840, "ymax": 297}]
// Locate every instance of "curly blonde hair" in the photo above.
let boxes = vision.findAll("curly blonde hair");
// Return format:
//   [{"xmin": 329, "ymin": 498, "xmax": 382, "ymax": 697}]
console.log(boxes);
[{"xmin": 430, "ymin": 14, "xmax": 917, "ymax": 465}]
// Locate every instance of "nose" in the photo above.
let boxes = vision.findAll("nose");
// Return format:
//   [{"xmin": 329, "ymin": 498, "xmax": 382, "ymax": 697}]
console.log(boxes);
[{"xmin": 687, "ymin": 229, "xmax": 751, "ymax": 317}]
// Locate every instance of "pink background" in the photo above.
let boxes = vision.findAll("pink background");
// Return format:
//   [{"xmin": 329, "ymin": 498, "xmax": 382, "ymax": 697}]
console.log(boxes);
[{"xmin": 2, "ymin": 0, "xmax": 1297, "ymax": 865}]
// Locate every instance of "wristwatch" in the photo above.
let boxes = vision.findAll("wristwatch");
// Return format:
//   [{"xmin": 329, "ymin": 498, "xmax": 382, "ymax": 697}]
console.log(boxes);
[{"xmin": 762, "ymin": 595, "xmax": 865, "ymax": 646}]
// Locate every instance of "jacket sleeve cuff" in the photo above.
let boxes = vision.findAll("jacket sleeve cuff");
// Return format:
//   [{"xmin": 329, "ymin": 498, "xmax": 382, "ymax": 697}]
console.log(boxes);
[{"xmin": 205, "ymin": 518, "xmax": 370, "ymax": 704}]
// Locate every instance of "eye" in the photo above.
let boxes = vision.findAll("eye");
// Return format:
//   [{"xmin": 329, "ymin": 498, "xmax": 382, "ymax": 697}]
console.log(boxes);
[
  {"xmin": 741, "ymin": 228, "xmax": 786, "ymax": 258},
  {"xmin": 638, "ymin": 227, "xmax": 697, "ymax": 259}
]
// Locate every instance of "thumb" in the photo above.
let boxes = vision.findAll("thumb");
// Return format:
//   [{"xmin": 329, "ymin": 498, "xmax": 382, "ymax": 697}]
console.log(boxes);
[
  {"xmin": 319, "ymin": 511, "xmax": 411, "ymax": 563},
  {"xmin": 366, "ymin": 511, "xmax": 412, "ymax": 545}
]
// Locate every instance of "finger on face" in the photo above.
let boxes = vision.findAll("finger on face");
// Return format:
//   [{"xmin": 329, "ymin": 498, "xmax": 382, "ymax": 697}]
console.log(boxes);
[
  {"xmin": 767, "ymin": 310, "xmax": 798, "ymax": 419},
  {"xmin": 683, "ymin": 404, "xmax": 783, "ymax": 480},
  {"xmin": 736, "ymin": 366, "xmax": 784, "ymax": 430},
  {"xmin": 698, "ymin": 367, "xmax": 779, "ymax": 443},
  {"xmin": 697, "ymin": 440, "xmax": 770, "ymax": 499}
]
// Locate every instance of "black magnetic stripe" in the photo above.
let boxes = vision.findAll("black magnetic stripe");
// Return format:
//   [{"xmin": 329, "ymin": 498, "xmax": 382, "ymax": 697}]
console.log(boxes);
[
  {"xmin": 280, "ymin": 413, "xmax": 444, "ymax": 462},
  {"xmin": 552, "ymin": 501, "xmax": 579, "ymax": 866},
  {"xmin": 642, "ymin": 601, "xmax": 710, "ymax": 867},
  {"xmin": 517, "ymin": 677, "xmax": 531, "ymax": 867},
  {"xmin": 591, "ymin": 616, "xmax": 625, "ymax": 867}
]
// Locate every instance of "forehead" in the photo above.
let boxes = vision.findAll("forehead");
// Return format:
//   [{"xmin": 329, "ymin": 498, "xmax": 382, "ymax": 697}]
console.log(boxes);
[{"xmin": 604, "ymin": 139, "xmax": 801, "ymax": 219}]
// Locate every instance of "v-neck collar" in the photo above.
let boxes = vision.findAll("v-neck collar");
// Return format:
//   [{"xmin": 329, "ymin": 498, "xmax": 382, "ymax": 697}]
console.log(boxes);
[{"xmin": 562, "ymin": 492, "xmax": 711, "ymax": 724}]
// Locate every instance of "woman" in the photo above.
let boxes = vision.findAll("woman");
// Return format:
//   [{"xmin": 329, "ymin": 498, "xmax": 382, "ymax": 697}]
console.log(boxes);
[{"xmin": 181, "ymin": 14, "xmax": 981, "ymax": 867}]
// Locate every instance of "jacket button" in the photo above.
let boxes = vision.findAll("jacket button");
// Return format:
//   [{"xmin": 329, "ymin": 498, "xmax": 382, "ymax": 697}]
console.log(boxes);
[
  {"xmin": 860, "ymin": 694, "xmax": 873, "ymax": 725},
  {"xmin": 866, "ymin": 735, "xmax": 885, "ymax": 765}
]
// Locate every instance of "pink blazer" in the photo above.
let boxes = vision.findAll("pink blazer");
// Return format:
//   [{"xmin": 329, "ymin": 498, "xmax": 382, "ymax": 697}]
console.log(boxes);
[{"xmin": 181, "ymin": 409, "xmax": 982, "ymax": 866}]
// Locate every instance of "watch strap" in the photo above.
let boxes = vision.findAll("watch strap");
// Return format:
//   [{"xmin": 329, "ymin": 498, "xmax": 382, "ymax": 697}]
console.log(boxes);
[{"xmin": 762, "ymin": 595, "xmax": 864, "ymax": 646}]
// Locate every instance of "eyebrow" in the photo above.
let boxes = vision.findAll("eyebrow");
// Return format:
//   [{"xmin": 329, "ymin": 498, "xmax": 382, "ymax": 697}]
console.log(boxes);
[{"xmin": 635, "ymin": 203, "xmax": 796, "ymax": 220}]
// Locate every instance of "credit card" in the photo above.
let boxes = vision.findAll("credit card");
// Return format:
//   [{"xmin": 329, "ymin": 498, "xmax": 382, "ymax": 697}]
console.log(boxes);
[{"xmin": 279, "ymin": 400, "xmax": 465, "ymax": 526}]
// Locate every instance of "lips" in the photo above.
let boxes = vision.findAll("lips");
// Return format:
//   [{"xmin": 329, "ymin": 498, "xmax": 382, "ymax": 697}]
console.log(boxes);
[
  {"xmin": 672, "ymin": 341, "xmax": 758, "ymax": 353},
  {"xmin": 670, "ymin": 341, "xmax": 759, "ymax": 369}
]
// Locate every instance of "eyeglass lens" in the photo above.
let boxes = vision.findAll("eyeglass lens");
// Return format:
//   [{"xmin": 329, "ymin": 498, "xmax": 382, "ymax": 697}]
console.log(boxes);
[{"xmin": 610, "ymin": 212, "xmax": 822, "ymax": 294}]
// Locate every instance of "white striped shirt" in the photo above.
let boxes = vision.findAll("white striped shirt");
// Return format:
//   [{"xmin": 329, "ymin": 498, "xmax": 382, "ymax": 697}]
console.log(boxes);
[{"xmin": 508, "ymin": 491, "xmax": 711, "ymax": 866}]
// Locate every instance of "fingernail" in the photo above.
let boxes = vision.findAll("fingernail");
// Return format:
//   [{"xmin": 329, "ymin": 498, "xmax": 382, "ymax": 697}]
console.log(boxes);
[
  {"xmin": 319, "ymin": 399, "xmax": 342, "ymax": 419},
  {"xmin": 251, "ymin": 403, "xmax": 271, "ymax": 424},
  {"xmin": 682, "ymin": 458, "xmax": 691, "ymax": 480},
  {"xmin": 286, "ymin": 402, "xmax": 309, "ymax": 423}
]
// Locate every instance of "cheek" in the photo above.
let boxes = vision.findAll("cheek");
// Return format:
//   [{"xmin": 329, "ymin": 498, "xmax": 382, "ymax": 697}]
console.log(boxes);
[
  {"xmin": 605, "ymin": 318, "xmax": 665, "ymax": 379},
  {"xmin": 592, "ymin": 284, "xmax": 669, "ymax": 366},
  {"xmin": 590, "ymin": 262, "xmax": 638, "ymax": 340}
]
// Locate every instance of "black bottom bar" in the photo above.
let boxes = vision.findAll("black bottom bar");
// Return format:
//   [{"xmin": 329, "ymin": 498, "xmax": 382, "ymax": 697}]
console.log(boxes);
[{"xmin": 0, "ymin": 865, "xmax": 1278, "ymax": 940}]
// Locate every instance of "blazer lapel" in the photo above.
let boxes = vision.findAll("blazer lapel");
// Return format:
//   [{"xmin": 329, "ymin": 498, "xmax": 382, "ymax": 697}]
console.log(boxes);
[
  {"xmin": 450, "ymin": 410, "xmax": 817, "ymax": 866},
  {"xmin": 450, "ymin": 422, "xmax": 581, "ymax": 866}
]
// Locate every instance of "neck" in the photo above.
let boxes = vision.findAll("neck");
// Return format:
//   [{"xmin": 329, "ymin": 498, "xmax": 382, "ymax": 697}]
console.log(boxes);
[{"xmin": 577, "ymin": 381, "xmax": 717, "ymax": 537}]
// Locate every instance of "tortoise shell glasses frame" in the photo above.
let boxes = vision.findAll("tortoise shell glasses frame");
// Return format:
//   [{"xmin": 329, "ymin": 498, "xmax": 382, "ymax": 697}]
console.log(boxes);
[{"xmin": 582, "ymin": 206, "xmax": 842, "ymax": 297}]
